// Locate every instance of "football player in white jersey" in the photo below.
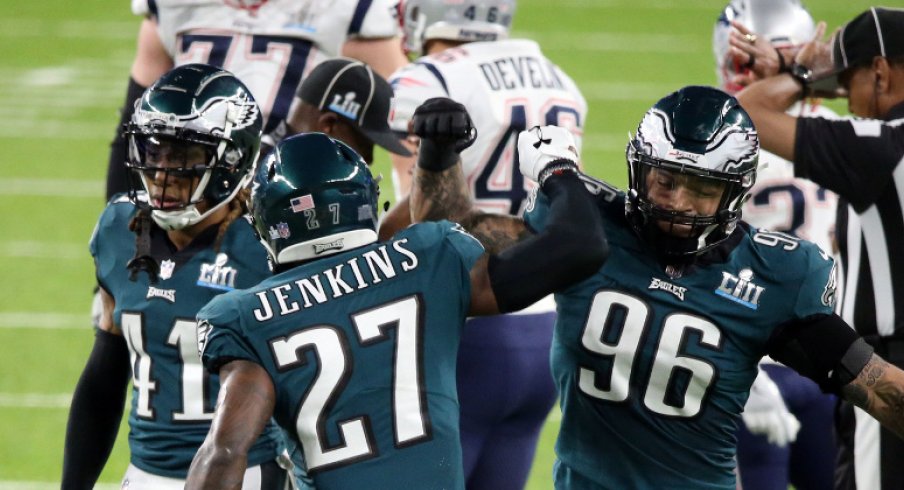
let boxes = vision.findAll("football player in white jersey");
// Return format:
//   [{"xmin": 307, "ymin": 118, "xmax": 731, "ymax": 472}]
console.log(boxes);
[
  {"xmin": 104, "ymin": 0, "xmax": 408, "ymax": 200},
  {"xmin": 379, "ymin": 2, "xmax": 587, "ymax": 489},
  {"xmin": 714, "ymin": 2, "xmax": 839, "ymax": 489}
]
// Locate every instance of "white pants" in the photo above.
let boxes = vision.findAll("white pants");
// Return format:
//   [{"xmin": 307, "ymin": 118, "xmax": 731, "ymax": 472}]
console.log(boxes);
[{"xmin": 120, "ymin": 463, "xmax": 268, "ymax": 490}]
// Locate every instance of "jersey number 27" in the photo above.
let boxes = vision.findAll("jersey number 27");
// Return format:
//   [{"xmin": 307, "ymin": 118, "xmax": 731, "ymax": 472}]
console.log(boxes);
[{"xmin": 270, "ymin": 295, "xmax": 428, "ymax": 473}]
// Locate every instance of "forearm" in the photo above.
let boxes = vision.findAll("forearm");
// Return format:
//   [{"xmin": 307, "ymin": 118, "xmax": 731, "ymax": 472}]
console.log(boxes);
[
  {"xmin": 841, "ymin": 354, "xmax": 904, "ymax": 439},
  {"xmin": 489, "ymin": 172, "xmax": 608, "ymax": 312},
  {"xmin": 341, "ymin": 37, "xmax": 407, "ymax": 79},
  {"xmin": 410, "ymin": 165, "xmax": 529, "ymax": 254},
  {"xmin": 186, "ymin": 360, "xmax": 275, "ymax": 490},
  {"xmin": 410, "ymin": 164, "xmax": 476, "ymax": 224},
  {"xmin": 185, "ymin": 446, "xmax": 249, "ymax": 490},
  {"xmin": 736, "ymin": 74, "xmax": 802, "ymax": 161},
  {"xmin": 62, "ymin": 330, "xmax": 130, "ymax": 489}
]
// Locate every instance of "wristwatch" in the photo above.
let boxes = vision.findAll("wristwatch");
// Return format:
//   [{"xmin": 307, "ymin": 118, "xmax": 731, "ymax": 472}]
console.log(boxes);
[{"xmin": 789, "ymin": 63, "xmax": 813, "ymax": 96}]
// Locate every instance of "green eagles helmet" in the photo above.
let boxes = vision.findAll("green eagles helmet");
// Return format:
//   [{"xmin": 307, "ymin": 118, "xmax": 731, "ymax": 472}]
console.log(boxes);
[
  {"xmin": 124, "ymin": 63, "xmax": 262, "ymax": 230},
  {"xmin": 626, "ymin": 85, "xmax": 759, "ymax": 257},
  {"xmin": 250, "ymin": 132, "xmax": 380, "ymax": 264}
]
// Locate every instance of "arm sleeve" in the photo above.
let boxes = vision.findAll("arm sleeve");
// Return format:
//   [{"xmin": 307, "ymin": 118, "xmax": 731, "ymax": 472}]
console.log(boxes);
[
  {"xmin": 489, "ymin": 172, "xmax": 608, "ymax": 312},
  {"xmin": 105, "ymin": 77, "xmax": 146, "ymax": 200},
  {"xmin": 767, "ymin": 313, "xmax": 873, "ymax": 394},
  {"xmin": 794, "ymin": 116, "xmax": 904, "ymax": 212},
  {"xmin": 61, "ymin": 329, "xmax": 131, "ymax": 490}
]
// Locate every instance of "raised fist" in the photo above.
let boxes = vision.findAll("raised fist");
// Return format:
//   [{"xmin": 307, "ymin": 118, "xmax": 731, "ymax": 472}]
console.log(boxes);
[
  {"xmin": 412, "ymin": 97, "xmax": 477, "ymax": 152},
  {"xmin": 413, "ymin": 98, "xmax": 477, "ymax": 171},
  {"xmin": 517, "ymin": 125, "xmax": 579, "ymax": 184}
]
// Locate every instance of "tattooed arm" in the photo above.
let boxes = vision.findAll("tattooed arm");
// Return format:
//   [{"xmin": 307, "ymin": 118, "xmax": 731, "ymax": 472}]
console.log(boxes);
[
  {"xmin": 408, "ymin": 98, "xmax": 607, "ymax": 316},
  {"xmin": 769, "ymin": 314, "xmax": 904, "ymax": 440},
  {"xmin": 410, "ymin": 163, "xmax": 530, "ymax": 255},
  {"xmin": 407, "ymin": 97, "xmax": 530, "ymax": 254},
  {"xmin": 841, "ymin": 355, "xmax": 904, "ymax": 439}
]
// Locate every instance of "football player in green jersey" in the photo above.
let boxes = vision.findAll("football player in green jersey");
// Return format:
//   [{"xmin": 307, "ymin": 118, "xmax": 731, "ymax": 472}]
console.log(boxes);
[
  {"xmin": 408, "ymin": 88, "xmax": 904, "ymax": 489},
  {"xmin": 62, "ymin": 64, "xmax": 292, "ymax": 490},
  {"xmin": 184, "ymin": 103, "xmax": 607, "ymax": 489}
]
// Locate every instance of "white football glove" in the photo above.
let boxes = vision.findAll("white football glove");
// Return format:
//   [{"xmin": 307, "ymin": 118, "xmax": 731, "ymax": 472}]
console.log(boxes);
[
  {"xmin": 517, "ymin": 125, "xmax": 579, "ymax": 184},
  {"xmin": 742, "ymin": 367, "xmax": 800, "ymax": 447}
]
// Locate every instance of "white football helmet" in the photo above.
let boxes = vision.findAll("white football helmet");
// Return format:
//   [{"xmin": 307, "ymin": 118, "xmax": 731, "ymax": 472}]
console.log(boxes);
[
  {"xmin": 400, "ymin": 0, "xmax": 516, "ymax": 56},
  {"xmin": 713, "ymin": 0, "xmax": 815, "ymax": 92}
]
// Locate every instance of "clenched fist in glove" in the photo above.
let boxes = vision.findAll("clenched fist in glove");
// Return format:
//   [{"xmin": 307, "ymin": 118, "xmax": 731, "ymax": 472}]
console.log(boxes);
[
  {"xmin": 517, "ymin": 125, "xmax": 579, "ymax": 184},
  {"xmin": 412, "ymin": 97, "xmax": 477, "ymax": 172},
  {"xmin": 742, "ymin": 366, "xmax": 801, "ymax": 447}
]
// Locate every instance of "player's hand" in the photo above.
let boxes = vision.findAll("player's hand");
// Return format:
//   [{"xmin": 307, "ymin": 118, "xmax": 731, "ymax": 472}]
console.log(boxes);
[
  {"xmin": 412, "ymin": 97, "xmax": 476, "ymax": 171},
  {"xmin": 517, "ymin": 125, "xmax": 579, "ymax": 184},
  {"xmin": 742, "ymin": 367, "xmax": 800, "ymax": 447},
  {"xmin": 413, "ymin": 97, "xmax": 476, "ymax": 152},
  {"xmin": 727, "ymin": 21, "xmax": 787, "ymax": 85}
]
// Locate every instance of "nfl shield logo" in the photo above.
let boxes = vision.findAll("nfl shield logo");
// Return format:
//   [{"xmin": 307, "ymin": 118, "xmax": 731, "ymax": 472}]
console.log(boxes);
[
  {"xmin": 159, "ymin": 259, "xmax": 175, "ymax": 280},
  {"xmin": 277, "ymin": 222, "xmax": 291, "ymax": 238}
]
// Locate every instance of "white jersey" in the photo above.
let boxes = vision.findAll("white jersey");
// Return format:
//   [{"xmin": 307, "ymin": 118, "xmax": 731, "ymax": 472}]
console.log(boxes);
[
  {"xmin": 743, "ymin": 102, "xmax": 838, "ymax": 254},
  {"xmin": 134, "ymin": 0, "xmax": 400, "ymax": 133},
  {"xmin": 389, "ymin": 39, "xmax": 587, "ymax": 215}
]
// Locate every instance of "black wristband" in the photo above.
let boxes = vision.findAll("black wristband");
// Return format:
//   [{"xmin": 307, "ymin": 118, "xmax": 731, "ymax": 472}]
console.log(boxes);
[
  {"xmin": 775, "ymin": 47, "xmax": 789, "ymax": 74},
  {"xmin": 416, "ymin": 139, "xmax": 460, "ymax": 172}
]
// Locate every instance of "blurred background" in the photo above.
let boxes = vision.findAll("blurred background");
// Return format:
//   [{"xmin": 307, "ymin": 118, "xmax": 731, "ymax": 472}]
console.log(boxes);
[{"xmin": 0, "ymin": 0, "xmax": 874, "ymax": 487}]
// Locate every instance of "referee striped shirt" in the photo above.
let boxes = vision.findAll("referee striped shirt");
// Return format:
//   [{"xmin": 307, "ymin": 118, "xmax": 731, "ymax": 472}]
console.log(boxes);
[{"xmin": 794, "ymin": 101, "xmax": 904, "ymax": 339}]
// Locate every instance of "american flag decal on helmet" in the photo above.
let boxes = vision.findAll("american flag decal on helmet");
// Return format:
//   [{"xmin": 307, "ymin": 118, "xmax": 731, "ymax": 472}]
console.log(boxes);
[{"xmin": 290, "ymin": 194, "xmax": 315, "ymax": 213}]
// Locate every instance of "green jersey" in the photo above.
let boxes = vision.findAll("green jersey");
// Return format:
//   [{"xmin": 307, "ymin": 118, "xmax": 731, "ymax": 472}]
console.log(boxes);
[
  {"xmin": 90, "ymin": 195, "xmax": 283, "ymax": 478},
  {"xmin": 523, "ymin": 183, "xmax": 836, "ymax": 490},
  {"xmin": 199, "ymin": 220, "xmax": 485, "ymax": 490}
]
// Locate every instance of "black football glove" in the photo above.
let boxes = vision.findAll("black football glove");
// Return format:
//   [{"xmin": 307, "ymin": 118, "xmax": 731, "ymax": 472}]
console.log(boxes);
[{"xmin": 413, "ymin": 97, "xmax": 477, "ymax": 171}]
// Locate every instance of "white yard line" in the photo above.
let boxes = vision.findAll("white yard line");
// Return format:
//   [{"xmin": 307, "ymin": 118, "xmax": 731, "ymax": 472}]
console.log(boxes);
[
  {"xmin": 521, "ymin": 31, "xmax": 703, "ymax": 53},
  {"xmin": 0, "ymin": 178, "xmax": 102, "ymax": 198},
  {"xmin": 0, "ymin": 392, "xmax": 71, "ymax": 409},
  {"xmin": 0, "ymin": 241, "xmax": 85, "ymax": 259},
  {"xmin": 0, "ymin": 123, "xmax": 115, "ymax": 139},
  {"xmin": 0, "ymin": 19, "xmax": 135, "ymax": 40},
  {"xmin": 0, "ymin": 312, "xmax": 88, "ymax": 330}
]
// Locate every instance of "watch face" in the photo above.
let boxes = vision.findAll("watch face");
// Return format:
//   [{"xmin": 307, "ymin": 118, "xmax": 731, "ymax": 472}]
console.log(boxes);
[{"xmin": 792, "ymin": 64, "xmax": 813, "ymax": 82}]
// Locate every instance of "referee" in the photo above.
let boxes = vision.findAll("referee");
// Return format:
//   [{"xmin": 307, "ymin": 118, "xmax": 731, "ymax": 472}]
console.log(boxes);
[{"xmin": 738, "ymin": 7, "xmax": 904, "ymax": 490}]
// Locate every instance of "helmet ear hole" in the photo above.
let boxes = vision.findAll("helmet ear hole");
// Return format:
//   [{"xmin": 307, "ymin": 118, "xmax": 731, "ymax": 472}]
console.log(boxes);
[{"xmin": 267, "ymin": 161, "xmax": 277, "ymax": 181}]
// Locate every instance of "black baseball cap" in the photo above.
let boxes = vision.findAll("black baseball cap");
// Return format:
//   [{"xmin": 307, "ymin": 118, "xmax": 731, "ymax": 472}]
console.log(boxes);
[
  {"xmin": 298, "ymin": 58, "xmax": 412, "ymax": 157},
  {"xmin": 818, "ymin": 7, "xmax": 904, "ymax": 90}
]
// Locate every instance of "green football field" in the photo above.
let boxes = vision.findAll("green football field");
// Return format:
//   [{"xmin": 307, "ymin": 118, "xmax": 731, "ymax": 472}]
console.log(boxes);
[{"xmin": 0, "ymin": 0, "xmax": 872, "ymax": 487}]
